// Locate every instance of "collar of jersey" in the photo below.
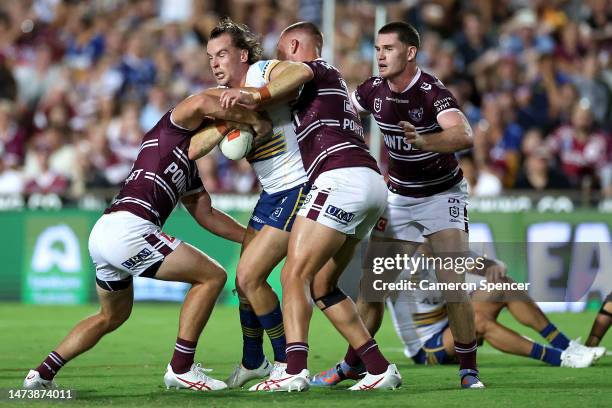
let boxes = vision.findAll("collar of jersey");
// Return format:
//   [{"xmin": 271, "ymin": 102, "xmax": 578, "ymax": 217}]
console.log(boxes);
[{"xmin": 387, "ymin": 67, "xmax": 421, "ymax": 94}]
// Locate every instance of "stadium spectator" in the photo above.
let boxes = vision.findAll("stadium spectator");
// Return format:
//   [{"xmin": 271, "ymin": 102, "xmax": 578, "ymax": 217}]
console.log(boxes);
[
  {"xmin": 0, "ymin": 99, "xmax": 26, "ymax": 167},
  {"xmin": 0, "ymin": 156, "xmax": 24, "ymax": 195},
  {"xmin": 514, "ymin": 147, "xmax": 572, "ymax": 191},
  {"xmin": 0, "ymin": 0, "xmax": 608, "ymax": 202},
  {"xmin": 547, "ymin": 101, "xmax": 610, "ymax": 189},
  {"xmin": 23, "ymin": 138, "xmax": 69, "ymax": 196}
]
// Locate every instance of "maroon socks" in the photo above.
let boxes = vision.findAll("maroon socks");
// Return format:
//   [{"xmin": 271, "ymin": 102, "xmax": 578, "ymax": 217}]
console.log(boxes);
[
  {"xmin": 286, "ymin": 342, "xmax": 309, "ymax": 374},
  {"xmin": 455, "ymin": 340, "xmax": 478, "ymax": 371},
  {"xmin": 170, "ymin": 337, "xmax": 197, "ymax": 374},
  {"xmin": 36, "ymin": 351, "xmax": 66, "ymax": 381}
]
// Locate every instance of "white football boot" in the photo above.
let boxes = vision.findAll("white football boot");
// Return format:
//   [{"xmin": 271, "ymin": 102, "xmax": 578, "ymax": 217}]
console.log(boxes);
[
  {"xmin": 560, "ymin": 347, "xmax": 595, "ymax": 368},
  {"xmin": 566, "ymin": 338, "xmax": 606, "ymax": 361},
  {"xmin": 225, "ymin": 359, "xmax": 272, "ymax": 388},
  {"xmin": 23, "ymin": 370, "xmax": 58, "ymax": 390},
  {"xmin": 348, "ymin": 364, "xmax": 402, "ymax": 391},
  {"xmin": 249, "ymin": 367, "xmax": 309, "ymax": 392},
  {"xmin": 269, "ymin": 362, "xmax": 288, "ymax": 379},
  {"xmin": 164, "ymin": 363, "xmax": 227, "ymax": 391}
]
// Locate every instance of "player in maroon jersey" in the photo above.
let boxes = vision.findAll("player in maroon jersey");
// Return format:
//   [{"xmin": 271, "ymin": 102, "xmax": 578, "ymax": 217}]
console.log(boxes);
[
  {"xmin": 22, "ymin": 92, "xmax": 272, "ymax": 391},
  {"xmin": 220, "ymin": 22, "xmax": 401, "ymax": 392},
  {"xmin": 311, "ymin": 22, "xmax": 484, "ymax": 389}
]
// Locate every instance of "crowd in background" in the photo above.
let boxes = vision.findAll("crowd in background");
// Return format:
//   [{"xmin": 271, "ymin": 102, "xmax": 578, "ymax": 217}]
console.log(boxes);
[{"xmin": 0, "ymin": 0, "xmax": 610, "ymax": 202}]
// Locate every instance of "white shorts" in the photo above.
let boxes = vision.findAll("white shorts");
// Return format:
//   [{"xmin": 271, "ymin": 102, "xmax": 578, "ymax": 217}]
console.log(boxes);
[
  {"xmin": 297, "ymin": 167, "xmax": 388, "ymax": 240},
  {"xmin": 372, "ymin": 179, "xmax": 469, "ymax": 243},
  {"xmin": 88, "ymin": 211, "xmax": 181, "ymax": 283}
]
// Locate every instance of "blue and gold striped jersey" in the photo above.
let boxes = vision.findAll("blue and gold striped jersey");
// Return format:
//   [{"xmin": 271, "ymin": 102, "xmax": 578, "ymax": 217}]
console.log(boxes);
[{"xmin": 244, "ymin": 60, "xmax": 308, "ymax": 193}]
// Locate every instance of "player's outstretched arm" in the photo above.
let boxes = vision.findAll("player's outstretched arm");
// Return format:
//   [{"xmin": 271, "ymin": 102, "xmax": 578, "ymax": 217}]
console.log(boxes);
[
  {"xmin": 401, "ymin": 110, "xmax": 473, "ymax": 153},
  {"xmin": 181, "ymin": 189, "xmax": 245, "ymax": 243},
  {"xmin": 172, "ymin": 91, "xmax": 271, "ymax": 136},
  {"xmin": 219, "ymin": 61, "xmax": 314, "ymax": 109}
]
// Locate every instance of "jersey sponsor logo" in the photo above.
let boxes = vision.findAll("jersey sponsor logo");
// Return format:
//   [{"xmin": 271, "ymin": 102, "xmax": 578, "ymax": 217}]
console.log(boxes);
[
  {"xmin": 375, "ymin": 217, "xmax": 388, "ymax": 232},
  {"xmin": 385, "ymin": 97, "xmax": 410, "ymax": 104},
  {"xmin": 126, "ymin": 169, "xmax": 143, "ymax": 183},
  {"xmin": 409, "ymin": 107, "xmax": 424, "ymax": 122},
  {"xmin": 373, "ymin": 77, "xmax": 383, "ymax": 86},
  {"xmin": 164, "ymin": 162, "xmax": 188, "ymax": 193},
  {"xmin": 383, "ymin": 134, "xmax": 412, "ymax": 151},
  {"xmin": 420, "ymin": 82, "xmax": 432, "ymax": 91},
  {"xmin": 374, "ymin": 98, "xmax": 382, "ymax": 113},
  {"xmin": 121, "ymin": 248, "xmax": 152, "ymax": 270},
  {"xmin": 342, "ymin": 118, "xmax": 364, "ymax": 137},
  {"xmin": 433, "ymin": 97, "xmax": 454, "ymax": 113},
  {"xmin": 324, "ymin": 205, "xmax": 355, "ymax": 224},
  {"xmin": 251, "ymin": 215, "xmax": 265, "ymax": 224}
]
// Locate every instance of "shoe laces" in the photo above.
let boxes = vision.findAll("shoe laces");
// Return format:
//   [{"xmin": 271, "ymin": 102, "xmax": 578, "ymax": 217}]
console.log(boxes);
[
  {"xmin": 192, "ymin": 363, "xmax": 213, "ymax": 381},
  {"xmin": 270, "ymin": 363, "xmax": 286, "ymax": 379}
]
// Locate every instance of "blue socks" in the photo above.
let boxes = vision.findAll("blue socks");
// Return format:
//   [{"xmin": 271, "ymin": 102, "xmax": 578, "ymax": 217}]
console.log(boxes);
[
  {"xmin": 539, "ymin": 323, "xmax": 570, "ymax": 350},
  {"xmin": 258, "ymin": 303, "xmax": 286, "ymax": 362},
  {"xmin": 239, "ymin": 307, "xmax": 265, "ymax": 369},
  {"xmin": 530, "ymin": 343, "xmax": 562, "ymax": 366}
]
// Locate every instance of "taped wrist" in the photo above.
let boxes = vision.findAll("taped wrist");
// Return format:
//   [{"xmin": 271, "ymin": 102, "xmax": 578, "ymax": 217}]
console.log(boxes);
[{"xmin": 256, "ymin": 86, "xmax": 271, "ymax": 102}]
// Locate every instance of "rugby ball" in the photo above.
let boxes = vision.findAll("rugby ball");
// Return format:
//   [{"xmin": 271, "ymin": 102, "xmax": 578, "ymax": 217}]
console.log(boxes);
[{"xmin": 218, "ymin": 122, "xmax": 254, "ymax": 160}]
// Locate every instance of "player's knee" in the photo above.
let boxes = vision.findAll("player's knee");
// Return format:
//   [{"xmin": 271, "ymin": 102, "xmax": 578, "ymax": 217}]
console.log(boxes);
[
  {"xmin": 313, "ymin": 287, "xmax": 348, "ymax": 311},
  {"xmin": 99, "ymin": 309, "xmax": 130, "ymax": 333},
  {"xmin": 208, "ymin": 266, "xmax": 227, "ymax": 290},
  {"xmin": 281, "ymin": 257, "xmax": 313, "ymax": 284},
  {"xmin": 235, "ymin": 268, "xmax": 262, "ymax": 296}
]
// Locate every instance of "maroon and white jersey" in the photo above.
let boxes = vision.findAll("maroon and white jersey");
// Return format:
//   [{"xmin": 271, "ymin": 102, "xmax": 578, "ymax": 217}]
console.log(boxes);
[
  {"xmin": 105, "ymin": 111, "xmax": 205, "ymax": 226},
  {"xmin": 351, "ymin": 68, "xmax": 464, "ymax": 197},
  {"xmin": 291, "ymin": 59, "xmax": 380, "ymax": 182}
]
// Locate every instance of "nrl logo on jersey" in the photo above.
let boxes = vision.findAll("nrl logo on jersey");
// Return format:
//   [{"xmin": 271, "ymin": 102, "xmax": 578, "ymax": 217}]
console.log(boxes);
[
  {"xmin": 409, "ymin": 107, "xmax": 424, "ymax": 122},
  {"xmin": 420, "ymin": 82, "xmax": 432, "ymax": 91},
  {"xmin": 374, "ymin": 98, "xmax": 382, "ymax": 113}
]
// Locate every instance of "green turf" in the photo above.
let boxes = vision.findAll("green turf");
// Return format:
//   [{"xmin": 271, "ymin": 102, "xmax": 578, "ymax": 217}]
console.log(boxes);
[{"xmin": 0, "ymin": 303, "xmax": 610, "ymax": 407}]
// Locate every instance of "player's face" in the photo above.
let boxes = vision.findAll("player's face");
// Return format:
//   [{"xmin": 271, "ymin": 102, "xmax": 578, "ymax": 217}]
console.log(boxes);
[
  {"xmin": 375, "ymin": 33, "xmax": 413, "ymax": 79},
  {"xmin": 207, "ymin": 33, "xmax": 248, "ymax": 86}
]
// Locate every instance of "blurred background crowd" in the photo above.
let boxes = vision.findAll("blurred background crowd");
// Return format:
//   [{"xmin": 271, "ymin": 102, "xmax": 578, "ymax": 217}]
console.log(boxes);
[{"xmin": 0, "ymin": 0, "xmax": 610, "ymax": 203}]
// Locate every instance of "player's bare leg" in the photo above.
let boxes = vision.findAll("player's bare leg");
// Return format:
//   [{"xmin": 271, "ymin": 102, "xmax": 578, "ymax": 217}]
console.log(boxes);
[
  {"xmin": 475, "ymin": 278, "xmax": 604, "ymax": 358},
  {"xmin": 256, "ymin": 216, "xmax": 399, "ymax": 392},
  {"xmin": 311, "ymin": 237, "xmax": 371, "ymax": 347},
  {"xmin": 312, "ymin": 236, "xmax": 418, "ymax": 387},
  {"xmin": 432, "ymin": 290, "xmax": 596, "ymax": 367},
  {"xmin": 281, "ymin": 217, "xmax": 346, "ymax": 345},
  {"xmin": 586, "ymin": 293, "xmax": 612, "ymax": 347},
  {"xmin": 427, "ymin": 228, "xmax": 482, "ymax": 388},
  {"xmin": 236, "ymin": 226, "xmax": 287, "ymax": 315},
  {"xmin": 154, "ymin": 242, "xmax": 229, "ymax": 391},
  {"xmin": 155, "ymin": 242, "xmax": 227, "ymax": 343},
  {"xmin": 229, "ymin": 225, "xmax": 289, "ymax": 387},
  {"xmin": 24, "ymin": 282, "xmax": 135, "ymax": 389},
  {"xmin": 55, "ymin": 285, "xmax": 134, "ymax": 362}
]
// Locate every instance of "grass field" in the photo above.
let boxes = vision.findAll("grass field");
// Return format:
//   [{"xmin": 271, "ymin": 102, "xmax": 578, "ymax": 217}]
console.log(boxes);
[{"xmin": 1, "ymin": 303, "xmax": 610, "ymax": 407}]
